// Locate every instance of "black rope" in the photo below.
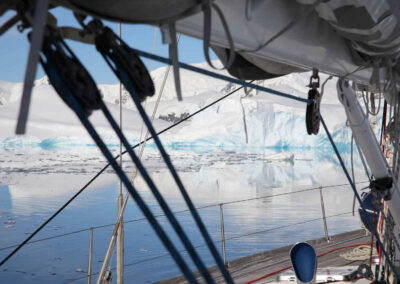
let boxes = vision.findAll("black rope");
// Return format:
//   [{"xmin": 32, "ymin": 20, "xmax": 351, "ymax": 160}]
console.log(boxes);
[
  {"xmin": 109, "ymin": 52, "xmax": 234, "ymax": 282},
  {"xmin": 132, "ymin": 48, "xmax": 310, "ymax": 104},
  {"xmin": 0, "ymin": 84, "xmax": 247, "ymax": 267},
  {"xmin": 99, "ymin": 101, "xmax": 214, "ymax": 283},
  {"xmin": 321, "ymin": 116, "xmax": 400, "ymax": 282},
  {"xmin": 238, "ymin": 0, "xmax": 323, "ymax": 53},
  {"xmin": 56, "ymin": 85, "xmax": 199, "ymax": 282},
  {"xmin": 64, "ymin": 211, "xmax": 353, "ymax": 284}
]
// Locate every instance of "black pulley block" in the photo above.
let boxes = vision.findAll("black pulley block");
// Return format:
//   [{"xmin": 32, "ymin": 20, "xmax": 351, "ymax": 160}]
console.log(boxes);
[
  {"xmin": 38, "ymin": 26, "xmax": 102, "ymax": 115},
  {"xmin": 306, "ymin": 88, "xmax": 321, "ymax": 135},
  {"xmin": 95, "ymin": 27, "xmax": 155, "ymax": 101}
]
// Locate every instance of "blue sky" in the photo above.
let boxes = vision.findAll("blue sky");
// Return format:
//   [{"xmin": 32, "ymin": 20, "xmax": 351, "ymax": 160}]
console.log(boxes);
[{"xmin": 0, "ymin": 7, "xmax": 217, "ymax": 83}]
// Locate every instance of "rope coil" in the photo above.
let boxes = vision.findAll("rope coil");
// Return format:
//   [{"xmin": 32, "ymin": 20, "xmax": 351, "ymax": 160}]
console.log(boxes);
[{"xmin": 340, "ymin": 245, "xmax": 377, "ymax": 261}]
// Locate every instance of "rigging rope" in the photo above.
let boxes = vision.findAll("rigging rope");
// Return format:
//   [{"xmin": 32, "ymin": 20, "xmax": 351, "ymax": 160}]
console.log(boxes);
[
  {"xmin": 116, "ymin": 21, "xmax": 124, "ymax": 284},
  {"xmin": 123, "ymin": 75, "xmax": 234, "ymax": 283},
  {"xmin": 392, "ymin": 72, "xmax": 400, "ymax": 177},
  {"xmin": 0, "ymin": 84, "xmax": 247, "ymax": 267},
  {"xmin": 203, "ymin": 1, "xmax": 235, "ymax": 70},
  {"xmin": 65, "ymin": 211, "xmax": 355, "ymax": 284},
  {"xmin": 3, "ymin": 32, "xmax": 388, "ymax": 282},
  {"xmin": 131, "ymin": 27, "xmax": 158, "ymax": 175},
  {"xmin": 99, "ymin": 102, "xmax": 215, "ymax": 282},
  {"xmin": 131, "ymin": 48, "xmax": 311, "ymax": 104},
  {"xmin": 58, "ymin": 86, "xmax": 200, "ymax": 283},
  {"xmin": 134, "ymin": 34, "xmax": 181, "ymax": 173},
  {"xmin": 362, "ymin": 91, "xmax": 382, "ymax": 117},
  {"xmin": 320, "ymin": 116, "xmax": 400, "ymax": 282},
  {"xmin": 239, "ymin": 0, "xmax": 323, "ymax": 53},
  {"xmin": 351, "ymin": 135, "xmax": 356, "ymax": 216},
  {"xmin": 380, "ymin": 101, "xmax": 387, "ymax": 151},
  {"xmin": 239, "ymin": 91, "xmax": 249, "ymax": 144},
  {"xmin": 0, "ymin": 181, "xmax": 369, "ymax": 252},
  {"xmin": 340, "ymin": 244, "xmax": 377, "ymax": 261},
  {"xmin": 131, "ymin": 50, "xmax": 395, "ymax": 270},
  {"xmin": 0, "ymin": 51, "xmax": 372, "ymax": 271},
  {"xmin": 98, "ymin": 30, "xmax": 171, "ymax": 284}
]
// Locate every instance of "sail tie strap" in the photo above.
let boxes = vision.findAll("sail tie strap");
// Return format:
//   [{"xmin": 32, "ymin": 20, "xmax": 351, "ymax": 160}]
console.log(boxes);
[{"xmin": 202, "ymin": 0, "xmax": 235, "ymax": 70}]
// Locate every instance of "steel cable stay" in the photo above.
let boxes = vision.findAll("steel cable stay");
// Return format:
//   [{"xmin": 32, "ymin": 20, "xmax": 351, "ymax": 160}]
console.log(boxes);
[
  {"xmin": 11, "ymin": 25, "xmax": 202, "ymax": 281},
  {"xmin": 132, "ymin": 48, "xmax": 311, "ymax": 104},
  {"xmin": 0, "ymin": 181, "xmax": 369, "ymax": 252},
  {"xmin": 64, "ymin": 211, "xmax": 354, "ymax": 284},
  {"xmin": 98, "ymin": 31, "xmax": 176, "ymax": 284},
  {"xmin": 128, "ymin": 48, "xmax": 399, "ymax": 281},
  {"xmin": 97, "ymin": 100, "xmax": 215, "ymax": 283},
  {"xmin": 223, "ymin": 212, "xmax": 352, "ymax": 242},
  {"xmin": 0, "ymin": 83, "xmax": 248, "ymax": 267},
  {"xmin": 101, "ymin": 41, "xmax": 234, "ymax": 284},
  {"xmin": 320, "ymin": 116, "xmax": 400, "ymax": 282},
  {"xmin": 2, "ymin": 50, "xmax": 377, "ymax": 279},
  {"xmin": 96, "ymin": 33, "xmax": 216, "ymax": 284},
  {"xmin": 125, "ymin": 51, "xmax": 399, "ymax": 282},
  {"xmin": 49, "ymin": 82, "xmax": 199, "ymax": 283},
  {"xmin": 2, "ymin": 38, "xmax": 392, "ymax": 284}
]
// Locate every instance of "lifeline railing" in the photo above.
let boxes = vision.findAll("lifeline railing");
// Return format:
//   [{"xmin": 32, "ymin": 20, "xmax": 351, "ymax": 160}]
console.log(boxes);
[
  {"xmin": 0, "ymin": 181, "xmax": 368, "ymax": 253},
  {"xmin": 0, "ymin": 181, "xmax": 368, "ymax": 283},
  {"xmin": 2, "ymin": 47, "xmax": 396, "ymax": 282}
]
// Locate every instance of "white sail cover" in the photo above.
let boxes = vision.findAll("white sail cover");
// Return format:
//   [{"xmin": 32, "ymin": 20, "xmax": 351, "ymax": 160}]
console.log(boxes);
[
  {"xmin": 297, "ymin": 0, "xmax": 400, "ymax": 57},
  {"xmin": 62, "ymin": 0, "xmax": 200, "ymax": 23}
]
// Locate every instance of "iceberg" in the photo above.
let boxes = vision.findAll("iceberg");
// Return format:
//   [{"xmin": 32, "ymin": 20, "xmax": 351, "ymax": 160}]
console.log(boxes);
[
  {"xmin": 265, "ymin": 152, "xmax": 294, "ymax": 162},
  {"xmin": 0, "ymin": 63, "xmax": 379, "ymax": 152}
]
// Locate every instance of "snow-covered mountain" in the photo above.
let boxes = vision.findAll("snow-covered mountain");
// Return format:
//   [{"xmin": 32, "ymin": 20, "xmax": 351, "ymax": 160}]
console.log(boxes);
[{"xmin": 0, "ymin": 62, "xmax": 356, "ymax": 152}]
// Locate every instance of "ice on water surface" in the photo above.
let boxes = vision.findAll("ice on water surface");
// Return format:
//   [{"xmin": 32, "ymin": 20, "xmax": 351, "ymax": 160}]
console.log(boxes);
[
  {"xmin": 0, "ymin": 65, "xmax": 355, "ymax": 152},
  {"xmin": 0, "ymin": 66, "xmax": 371, "ymax": 283}
]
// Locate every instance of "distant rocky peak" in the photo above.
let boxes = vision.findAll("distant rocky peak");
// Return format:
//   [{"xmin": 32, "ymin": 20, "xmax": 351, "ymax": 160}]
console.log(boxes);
[{"xmin": 34, "ymin": 76, "xmax": 51, "ymax": 86}]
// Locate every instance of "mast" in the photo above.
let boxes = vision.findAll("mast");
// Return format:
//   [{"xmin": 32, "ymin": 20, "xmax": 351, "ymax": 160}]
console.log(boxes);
[
  {"xmin": 338, "ymin": 80, "xmax": 400, "ymax": 226},
  {"xmin": 117, "ymin": 22, "xmax": 124, "ymax": 284}
]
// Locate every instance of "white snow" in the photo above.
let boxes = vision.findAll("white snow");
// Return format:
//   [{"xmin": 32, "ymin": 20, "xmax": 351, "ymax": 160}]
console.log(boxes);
[
  {"xmin": 0, "ymin": 64, "xmax": 374, "ymax": 215},
  {"xmin": 0, "ymin": 62, "xmax": 361, "ymax": 152}
]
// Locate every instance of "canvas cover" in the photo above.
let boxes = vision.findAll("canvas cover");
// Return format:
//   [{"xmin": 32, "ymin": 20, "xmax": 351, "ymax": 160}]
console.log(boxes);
[
  {"xmin": 61, "ymin": 0, "xmax": 200, "ymax": 24},
  {"xmin": 297, "ymin": 0, "xmax": 400, "ymax": 57}
]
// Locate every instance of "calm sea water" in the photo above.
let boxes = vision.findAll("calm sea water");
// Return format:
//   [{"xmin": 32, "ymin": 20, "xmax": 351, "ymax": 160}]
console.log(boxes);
[{"xmin": 0, "ymin": 146, "xmax": 367, "ymax": 283}]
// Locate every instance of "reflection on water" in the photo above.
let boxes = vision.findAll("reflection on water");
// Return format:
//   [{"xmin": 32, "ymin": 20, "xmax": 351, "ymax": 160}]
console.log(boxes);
[{"xmin": 0, "ymin": 147, "xmax": 367, "ymax": 283}]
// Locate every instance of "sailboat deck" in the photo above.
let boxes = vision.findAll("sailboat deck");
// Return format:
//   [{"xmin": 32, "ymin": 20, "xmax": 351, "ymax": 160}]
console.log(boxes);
[{"xmin": 159, "ymin": 229, "xmax": 372, "ymax": 283}]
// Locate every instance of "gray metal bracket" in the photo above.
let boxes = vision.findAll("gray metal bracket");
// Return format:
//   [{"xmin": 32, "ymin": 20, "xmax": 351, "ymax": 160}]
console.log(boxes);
[{"xmin": 15, "ymin": 0, "xmax": 49, "ymax": 134}]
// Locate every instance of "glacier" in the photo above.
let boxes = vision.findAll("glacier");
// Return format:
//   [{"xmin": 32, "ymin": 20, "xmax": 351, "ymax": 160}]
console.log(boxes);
[{"xmin": 0, "ymin": 62, "xmax": 381, "ymax": 153}]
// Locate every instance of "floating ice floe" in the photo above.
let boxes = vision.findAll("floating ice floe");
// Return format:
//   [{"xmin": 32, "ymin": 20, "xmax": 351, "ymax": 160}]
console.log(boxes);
[{"xmin": 265, "ymin": 152, "xmax": 295, "ymax": 166}]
